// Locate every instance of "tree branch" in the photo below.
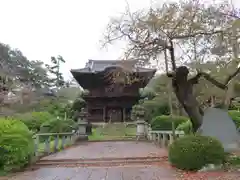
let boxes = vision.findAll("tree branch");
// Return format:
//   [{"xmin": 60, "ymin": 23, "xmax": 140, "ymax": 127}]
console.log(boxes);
[
  {"xmin": 189, "ymin": 72, "xmax": 202, "ymax": 84},
  {"xmin": 189, "ymin": 64, "xmax": 240, "ymax": 90},
  {"xmin": 172, "ymin": 30, "xmax": 223, "ymax": 40},
  {"xmin": 224, "ymin": 65, "xmax": 240, "ymax": 86},
  {"xmin": 201, "ymin": 72, "xmax": 227, "ymax": 90}
]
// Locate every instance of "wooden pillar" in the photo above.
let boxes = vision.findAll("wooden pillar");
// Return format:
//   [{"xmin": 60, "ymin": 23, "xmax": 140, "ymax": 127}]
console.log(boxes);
[
  {"xmin": 123, "ymin": 108, "xmax": 125, "ymax": 122},
  {"xmin": 103, "ymin": 106, "xmax": 106, "ymax": 122}
]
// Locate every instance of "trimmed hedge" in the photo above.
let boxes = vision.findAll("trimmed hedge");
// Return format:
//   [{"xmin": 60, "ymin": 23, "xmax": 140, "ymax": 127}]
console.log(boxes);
[
  {"xmin": 150, "ymin": 115, "xmax": 188, "ymax": 130},
  {"xmin": 0, "ymin": 118, "xmax": 34, "ymax": 172},
  {"xmin": 176, "ymin": 120, "xmax": 193, "ymax": 134},
  {"xmin": 142, "ymin": 100, "xmax": 170, "ymax": 123},
  {"xmin": 168, "ymin": 135, "xmax": 225, "ymax": 171}
]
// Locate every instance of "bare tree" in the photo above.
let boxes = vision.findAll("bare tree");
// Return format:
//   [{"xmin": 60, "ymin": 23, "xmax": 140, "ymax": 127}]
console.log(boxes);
[{"xmin": 102, "ymin": 0, "xmax": 240, "ymax": 132}]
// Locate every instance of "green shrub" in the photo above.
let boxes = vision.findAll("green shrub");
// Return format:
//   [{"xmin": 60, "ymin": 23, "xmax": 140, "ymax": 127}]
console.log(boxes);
[
  {"xmin": 0, "ymin": 118, "xmax": 34, "ymax": 172},
  {"xmin": 15, "ymin": 111, "xmax": 54, "ymax": 132},
  {"xmin": 142, "ymin": 100, "xmax": 170, "ymax": 122},
  {"xmin": 176, "ymin": 120, "xmax": 193, "ymax": 134},
  {"xmin": 168, "ymin": 135, "xmax": 225, "ymax": 171},
  {"xmin": 228, "ymin": 110, "xmax": 240, "ymax": 128},
  {"xmin": 40, "ymin": 118, "xmax": 78, "ymax": 133},
  {"xmin": 151, "ymin": 115, "xmax": 188, "ymax": 130},
  {"xmin": 226, "ymin": 155, "xmax": 240, "ymax": 166}
]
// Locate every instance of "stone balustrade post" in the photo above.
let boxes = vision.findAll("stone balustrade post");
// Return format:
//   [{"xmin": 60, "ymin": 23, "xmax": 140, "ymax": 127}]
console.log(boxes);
[
  {"xmin": 157, "ymin": 133, "xmax": 161, "ymax": 144},
  {"xmin": 169, "ymin": 134, "xmax": 174, "ymax": 145},
  {"xmin": 148, "ymin": 126, "xmax": 152, "ymax": 140},
  {"xmin": 152, "ymin": 133, "xmax": 156, "ymax": 142},
  {"xmin": 162, "ymin": 134, "xmax": 166, "ymax": 147}
]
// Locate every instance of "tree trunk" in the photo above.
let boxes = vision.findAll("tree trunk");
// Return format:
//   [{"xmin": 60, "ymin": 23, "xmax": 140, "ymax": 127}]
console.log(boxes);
[
  {"xmin": 174, "ymin": 86, "xmax": 203, "ymax": 132},
  {"xmin": 170, "ymin": 66, "xmax": 203, "ymax": 132}
]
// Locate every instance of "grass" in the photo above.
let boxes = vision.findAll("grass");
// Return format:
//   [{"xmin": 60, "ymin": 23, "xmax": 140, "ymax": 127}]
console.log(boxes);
[{"xmin": 88, "ymin": 124, "xmax": 136, "ymax": 141}]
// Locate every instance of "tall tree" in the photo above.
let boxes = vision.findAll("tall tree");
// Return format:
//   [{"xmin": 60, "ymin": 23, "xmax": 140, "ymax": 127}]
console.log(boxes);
[
  {"xmin": 46, "ymin": 55, "xmax": 66, "ymax": 88},
  {"xmin": 0, "ymin": 42, "xmax": 57, "ymax": 114},
  {"xmin": 103, "ymin": 0, "xmax": 240, "ymax": 132}
]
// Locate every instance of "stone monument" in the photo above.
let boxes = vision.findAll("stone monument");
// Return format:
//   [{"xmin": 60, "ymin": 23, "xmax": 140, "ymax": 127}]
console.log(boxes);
[{"xmin": 198, "ymin": 107, "xmax": 240, "ymax": 152}]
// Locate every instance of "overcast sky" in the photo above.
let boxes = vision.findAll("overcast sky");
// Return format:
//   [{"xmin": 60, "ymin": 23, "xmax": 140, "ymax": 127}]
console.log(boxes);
[{"xmin": 0, "ymin": 0, "xmax": 239, "ymax": 79}]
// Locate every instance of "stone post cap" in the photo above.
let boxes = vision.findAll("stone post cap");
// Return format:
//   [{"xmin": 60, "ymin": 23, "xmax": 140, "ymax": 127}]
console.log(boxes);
[{"xmin": 78, "ymin": 120, "xmax": 88, "ymax": 125}]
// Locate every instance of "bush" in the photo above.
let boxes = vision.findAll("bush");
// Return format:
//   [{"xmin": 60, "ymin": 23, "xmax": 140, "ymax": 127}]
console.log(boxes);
[
  {"xmin": 176, "ymin": 120, "xmax": 193, "ymax": 134},
  {"xmin": 142, "ymin": 100, "xmax": 170, "ymax": 122},
  {"xmin": 168, "ymin": 135, "xmax": 225, "ymax": 171},
  {"xmin": 15, "ymin": 111, "xmax": 54, "ymax": 132},
  {"xmin": 151, "ymin": 115, "xmax": 188, "ymax": 130},
  {"xmin": 228, "ymin": 110, "xmax": 240, "ymax": 128},
  {"xmin": 0, "ymin": 118, "xmax": 34, "ymax": 172},
  {"xmin": 40, "ymin": 118, "xmax": 78, "ymax": 133}
]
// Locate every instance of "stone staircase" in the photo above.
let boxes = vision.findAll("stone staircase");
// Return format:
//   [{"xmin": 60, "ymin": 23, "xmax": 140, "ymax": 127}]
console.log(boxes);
[
  {"xmin": 30, "ymin": 156, "xmax": 168, "ymax": 169},
  {"xmin": 96, "ymin": 123, "xmax": 136, "ymax": 138}
]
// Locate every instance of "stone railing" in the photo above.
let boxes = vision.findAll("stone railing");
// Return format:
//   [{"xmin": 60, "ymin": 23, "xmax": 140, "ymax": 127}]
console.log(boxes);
[
  {"xmin": 136, "ymin": 120, "xmax": 185, "ymax": 147},
  {"xmin": 32, "ymin": 114, "xmax": 89, "ymax": 158},
  {"xmin": 33, "ymin": 132, "xmax": 80, "ymax": 157},
  {"xmin": 148, "ymin": 130, "xmax": 185, "ymax": 147}
]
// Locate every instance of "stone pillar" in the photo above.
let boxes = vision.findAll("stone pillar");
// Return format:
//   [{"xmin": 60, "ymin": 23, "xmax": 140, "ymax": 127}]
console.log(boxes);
[
  {"xmin": 78, "ymin": 120, "xmax": 88, "ymax": 135},
  {"xmin": 136, "ymin": 119, "xmax": 146, "ymax": 140}
]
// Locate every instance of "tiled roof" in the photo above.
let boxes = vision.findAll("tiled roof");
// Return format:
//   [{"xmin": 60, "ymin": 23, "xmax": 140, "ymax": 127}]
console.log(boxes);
[{"xmin": 71, "ymin": 60, "xmax": 156, "ymax": 73}]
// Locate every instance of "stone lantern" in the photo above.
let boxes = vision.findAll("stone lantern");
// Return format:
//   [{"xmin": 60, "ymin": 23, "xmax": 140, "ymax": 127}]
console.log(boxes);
[
  {"xmin": 77, "ymin": 108, "xmax": 88, "ymax": 140},
  {"xmin": 78, "ymin": 108, "xmax": 88, "ymax": 122},
  {"xmin": 135, "ymin": 105, "xmax": 146, "ymax": 140}
]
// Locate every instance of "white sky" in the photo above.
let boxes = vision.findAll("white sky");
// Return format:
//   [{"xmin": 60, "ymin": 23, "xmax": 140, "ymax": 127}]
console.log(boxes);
[
  {"xmin": 0, "ymin": 0, "xmax": 239, "ymax": 80},
  {"xmin": 0, "ymin": 0, "xmax": 153, "ymax": 79}
]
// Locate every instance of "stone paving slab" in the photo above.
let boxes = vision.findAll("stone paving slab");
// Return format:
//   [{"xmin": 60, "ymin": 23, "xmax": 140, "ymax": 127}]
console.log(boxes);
[
  {"xmin": 9, "ymin": 165, "xmax": 178, "ymax": 180},
  {"xmin": 42, "ymin": 141, "xmax": 167, "ymax": 160},
  {"xmin": 7, "ymin": 166, "xmax": 240, "ymax": 180}
]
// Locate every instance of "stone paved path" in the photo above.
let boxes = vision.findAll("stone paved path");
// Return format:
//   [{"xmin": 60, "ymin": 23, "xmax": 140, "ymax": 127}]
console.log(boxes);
[
  {"xmin": 9, "ymin": 166, "xmax": 240, "ymax": 180},
  {"xmin": 9, "ymin": 165, "xmax": 178, "ymax": 180},
  {"xmin": 42, "ymin": 141, "xmax": 167, "ymax": 160},
  {"xmin": 5, "ymin": 141, "xmax": 240, "ymax": 180}
]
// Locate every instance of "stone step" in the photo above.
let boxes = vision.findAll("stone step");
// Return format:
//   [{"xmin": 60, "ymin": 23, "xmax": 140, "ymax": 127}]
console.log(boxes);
[
  {"xmin": 39, "ymin": 156, "xmax": 166, "ymax": 162},
  {"xmin": 32, "ymin": 156, "xmax": 168, "ymax": 168}
]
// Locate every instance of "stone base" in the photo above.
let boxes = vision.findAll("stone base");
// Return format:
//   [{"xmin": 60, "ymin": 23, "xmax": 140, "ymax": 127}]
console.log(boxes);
[
  {"xmin": 75, "ymin": 135, "xmax": 88, "ymax": 142},
  {"xmin": 136, "ymin": 135, "xmax": 147, "ymax": 141}
]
